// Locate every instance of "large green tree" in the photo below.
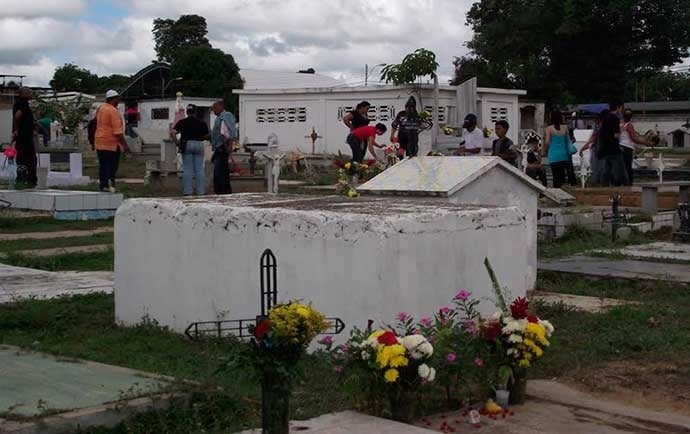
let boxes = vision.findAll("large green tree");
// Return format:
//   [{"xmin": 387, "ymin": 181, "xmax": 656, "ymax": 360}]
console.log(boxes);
[
  {"xmin": 50, "ymin": 63, "xmax": 100, "ymax": 94},
  {"xmin": 171, "ymin": 46, "xmax": 243, "ymax": 113},
  {"xmin": 153, "ymin": 14, "xmax": 211, "ymax": 64},
  {"xmin": 458, "ymin": 0, "xmax": 690, "ymax": 106}
]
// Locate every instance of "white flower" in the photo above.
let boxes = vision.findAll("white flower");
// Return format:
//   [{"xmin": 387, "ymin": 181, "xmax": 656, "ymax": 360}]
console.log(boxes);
[
  {"xmin": 418, "ymin": 364, "xmax": 431, "ymax": 379},
  {"xmin": 508, "ymin": 334, "xmax": 523, "ymax": 343},
  {"xmin": 402, "ymin": 335, "xmax": 434, "ymax": 359},
  {"xmin": 427, "ymin": 367, "xmax": 436, "ymax": 382},
  {"xmin": 361, "ymin": 350, "xmax": 369, "ymax": 360},
  {"xmin": 507, "ymin": 348, "xmax": 517, "ymax": 356},
  {"xmin": 502, "ymin": 319, "xmax": 527, "ymax": 335},
  {"xmin": 540, "ymin": 320, "xmax": 555, "ymax": 337}
]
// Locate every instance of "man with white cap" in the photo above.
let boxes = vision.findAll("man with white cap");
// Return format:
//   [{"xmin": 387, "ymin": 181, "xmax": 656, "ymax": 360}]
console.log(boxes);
[{"xmin": 95, "ymin": 90, "xmax": 129, "ymax": 192}]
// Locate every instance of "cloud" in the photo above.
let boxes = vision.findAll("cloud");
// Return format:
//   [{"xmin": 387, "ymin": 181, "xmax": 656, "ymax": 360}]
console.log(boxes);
[
  {"xmin": 0, "ymin": 56, "xmax": 57, "ymax": 86},
  {"xmin": 0, "ymin": 0, "xmax": 86, "ymax": 18}
]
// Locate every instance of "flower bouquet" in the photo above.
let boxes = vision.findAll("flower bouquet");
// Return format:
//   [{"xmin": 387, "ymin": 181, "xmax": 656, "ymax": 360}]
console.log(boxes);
[
  {"xmin": 334, "ymin": 315, "xmax": 436, "ymax": 422},
  {"xmin": 242, "ymin": 301, "xmax": 330, "ymax": 434}
]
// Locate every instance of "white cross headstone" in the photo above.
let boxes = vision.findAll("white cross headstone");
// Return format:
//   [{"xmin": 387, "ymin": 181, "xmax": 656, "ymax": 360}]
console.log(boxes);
[
  {"xmin": 657, "ymin": 152, "xmax": 665, "ymax": 183},
  {"xmin": 578, "ymin": 161, "xmax": 590, "ymax": 189},
  {"xmin": 519, "ymin": 144, "xmax": 531, "ymax": 174},
  {"xmin": 258, "ymin": 133, "xmax": 285, "ymax": 194}
]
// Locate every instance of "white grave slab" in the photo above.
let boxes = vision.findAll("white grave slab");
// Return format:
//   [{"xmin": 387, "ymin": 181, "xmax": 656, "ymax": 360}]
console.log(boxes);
[
  {"xmin": 0, "ymin": 153, "xmax": 90, "ymax": 186},
  {"xmin": 115, "ymin": 194, "xmax": 531, "ymax": 335},
  {"xmin": 358, "ymin": 156, "xmax": 544, "ymax": 291},
  {"xmin": 0, "ymin": 189, "xmax": 122, "ymax": 213}
]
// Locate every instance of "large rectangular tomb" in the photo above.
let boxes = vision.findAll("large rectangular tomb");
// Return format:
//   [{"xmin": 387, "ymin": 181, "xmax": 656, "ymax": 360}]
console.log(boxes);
[
  {"xmin": 115, "ymin": 194, "xmax": 531, "ymax": 335},
  {"xmin": 0, "ymin": 189, "xmax": 123, "ymax": 220}
]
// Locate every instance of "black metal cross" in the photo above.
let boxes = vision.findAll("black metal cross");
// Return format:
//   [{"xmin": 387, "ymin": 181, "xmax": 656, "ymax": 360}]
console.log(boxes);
[
  {"xmin": 601, "ymin": 194, "xmax": 629, "ymax": 242},
  {"xmin": 185, "ymin": 249, "xmax": 345, "ymax": 340}
]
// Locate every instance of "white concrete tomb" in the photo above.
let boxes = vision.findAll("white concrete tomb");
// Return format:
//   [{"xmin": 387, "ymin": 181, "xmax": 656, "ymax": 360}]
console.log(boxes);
[
  {"xmin": 115, "ymin": 194, "xmax": 531, "ymax": 335},
  {"xmin": 358, "ymin": 156, "xmax": 545, "ymax": 290}
]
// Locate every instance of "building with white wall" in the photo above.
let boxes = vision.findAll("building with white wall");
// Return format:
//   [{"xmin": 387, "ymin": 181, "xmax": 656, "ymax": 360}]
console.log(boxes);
[{"xmin": 234, "ymin": 84, "xmax": 527, "ymax": 155}]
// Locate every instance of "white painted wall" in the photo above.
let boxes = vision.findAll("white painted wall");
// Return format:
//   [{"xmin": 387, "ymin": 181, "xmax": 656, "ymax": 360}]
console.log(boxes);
[
  {"xmin": 1, "ymin": 109, "xmax": 12, "ymax": 144},
  {"xmin": 114, "ymin": 195, "xmax": 529, "ymax": 337},
  {"xmin": 138, "ymin": 99, "xmax": 218, "ymax": 131}
]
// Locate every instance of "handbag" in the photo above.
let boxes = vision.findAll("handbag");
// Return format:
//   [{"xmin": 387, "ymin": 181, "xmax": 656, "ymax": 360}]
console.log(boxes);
[{"xmin": 566, "ymin": 134, "xmax": 578, "ymax": 155}]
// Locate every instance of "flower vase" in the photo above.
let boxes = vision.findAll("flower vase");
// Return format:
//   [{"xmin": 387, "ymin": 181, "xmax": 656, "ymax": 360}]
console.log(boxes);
[
  {"xmin": 388, "ymin": 388, "xmax": 417, "ymax": 423},
  {"xmin": 261, "ymin": 374, "xmax": 291, "ymax": 434},
  {"xmin": 509, "ymin": 372, "xmax": 527, "ymax": 405},
  {"xmin": 495, "ymin": 389, "xmax": 510, "ymax": 408}
]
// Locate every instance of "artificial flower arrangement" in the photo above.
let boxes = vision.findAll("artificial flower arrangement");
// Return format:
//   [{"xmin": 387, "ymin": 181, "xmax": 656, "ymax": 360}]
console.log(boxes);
[
  {"xmin": 227, "ymin": 301, "xmax": 330, "ymax": 434},
  {"xmin": 327, "ymin": 314, "xmax": 436, "ymax": 422}
]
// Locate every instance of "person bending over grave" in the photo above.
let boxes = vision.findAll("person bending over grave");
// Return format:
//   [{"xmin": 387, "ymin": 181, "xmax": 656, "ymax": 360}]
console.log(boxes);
[
  {"xmin": 390, "ymin": 96, "xmax": 431, "ymax": 158},
  {"xmin": 347, "ymin": 123, "xmax": 387, "ymax": 163},
  {"xmin": 457, "ymin": 113, "xmax": 484, "ymax": 155},
  {"xmin": 171, "ymin": 104, "xmax": 209, "ymax": 196},
  {"xmin": 211, "ymin": 100, "xmax": 237, "ymax": 195},
  {"xmin": 524, "ymin": 137, "xmax": 547, "ymax": 187},
  {"xmin": 491, "ymin": 120, "xmax": 517, "ymax": 166}
]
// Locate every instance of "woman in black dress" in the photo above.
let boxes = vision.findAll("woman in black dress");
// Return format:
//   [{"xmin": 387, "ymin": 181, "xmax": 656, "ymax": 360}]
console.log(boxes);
[{"xmin": 390, "ymin": 96, "xmax": 431, "ymax": 158}]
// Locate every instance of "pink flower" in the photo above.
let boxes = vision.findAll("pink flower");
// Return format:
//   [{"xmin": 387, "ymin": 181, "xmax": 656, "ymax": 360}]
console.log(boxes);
[
  {"xmin": 341, "ymin": 343, "xmax": 351, "ymax": 354},
  {"xmin": 439, "ymin": 306, "xmax": 451, "ymax": 316},
  {"xmin": 446, "ymin": 353, "xmax": 457, "ymax": 363},
  {"xmin": 465, "ymin": 320, "xmax": 480, "ymax": 337},
  {"xmin": 334, "ymin": 365, "xmax": 344, "ymax": 373},
  {"xmin": 419, "ymin": 317, "xmax": 433, "ymax": 328},
  {"xmin": 474, "ymin": 357, "xmax": 484, "ymax": 367},
  {"xmin": 396, "ymin": 312, "xmax": 411, "ymax": 323},
  {"xmin": 454, "ymin": 289, "xmax": 471, "ymax": 301},
  {"xmin": 318, "ymin": 336, "xmax": 334, "ymax": 346}
]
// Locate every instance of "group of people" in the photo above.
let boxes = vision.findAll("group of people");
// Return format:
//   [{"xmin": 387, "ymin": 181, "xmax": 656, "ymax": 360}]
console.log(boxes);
[
  {"xmin": 91, "ymin": 90, "xmax": 238, "ymax": 196},
  {"xmin": 343, "ymin": 97, "xmax": 433, "ymax": 163}
]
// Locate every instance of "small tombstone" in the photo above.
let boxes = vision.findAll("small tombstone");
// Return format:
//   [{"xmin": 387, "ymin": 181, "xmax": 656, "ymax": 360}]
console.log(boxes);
[
  {"xmin": 657, "ymin": 152, "xmax": 666, "ymax": 183},
  {"xmin": 258, "ymin": 133, "xmax": 285, "ymax": 194},
  {"xmin": 578, "ymin": 161, "xmax": 591, "ymax": 189}
]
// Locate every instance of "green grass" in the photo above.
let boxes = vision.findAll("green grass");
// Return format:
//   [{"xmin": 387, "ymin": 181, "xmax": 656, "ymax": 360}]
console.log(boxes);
[
  {"xmin": 532, "ymin": 272, "xmax": 690, "ymax": 379},
  {"xmin": 0, "ymin": 232, "xmax": 113, "ymax": 252},
  {"xmin": 2, "ymin": 249, "xmax": 114, "ymax": 271},
  {"xmin": 538, "ymin": 225, "xmax": 664, "ymax": 259},
  {"xmin": 0, "ymin": 216, "xmax": 113, "ymax": 234},
  {"xmin": 0, "ymin": 293, "xmax": 348, "ymax": 432}
]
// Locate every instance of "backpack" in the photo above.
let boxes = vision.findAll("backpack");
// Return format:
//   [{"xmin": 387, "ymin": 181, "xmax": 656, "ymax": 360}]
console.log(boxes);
[{"xmin": 87, "ymin": 117, "xmax": 97, "ymax": 146}]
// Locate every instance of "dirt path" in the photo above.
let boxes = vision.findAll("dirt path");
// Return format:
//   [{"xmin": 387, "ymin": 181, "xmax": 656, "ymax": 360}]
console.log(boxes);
[
  {"xmin": 0, "ymin": 244, "xmax": 111, "ymax": 258},
  {"xmin": 0, "ymin": 227, "xmax": 113, "ymax": 242}
]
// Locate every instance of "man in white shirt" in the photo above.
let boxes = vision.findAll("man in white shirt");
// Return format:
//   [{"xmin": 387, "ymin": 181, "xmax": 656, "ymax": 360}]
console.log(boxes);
[{"xmin": 458, "ymin": 113, "xmax": 485, "ymax": 155}]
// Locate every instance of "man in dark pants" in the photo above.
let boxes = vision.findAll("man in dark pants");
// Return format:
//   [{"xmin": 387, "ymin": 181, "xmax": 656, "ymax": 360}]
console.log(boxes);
[
  {"xmin": 12, "ymin": 87, "xmax": 37, "ymax": 187},
  {"xmin": 211, "ymin": 100, "xmax": 237, "ymax": 195},
  {"xmin": 597, "ymin": 101, "xmax": 628, "ymax": 187}
]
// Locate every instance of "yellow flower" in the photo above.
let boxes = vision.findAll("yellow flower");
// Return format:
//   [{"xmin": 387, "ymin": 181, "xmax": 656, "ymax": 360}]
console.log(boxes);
[
  {"xmin": 344, "ymin": 162, "xmax": 352, "ymax": 170},
  {"xmin": 389, "ymin": 355, "xmax": 409, "ymax": 368},
  {"xmin": 384, "ymin": 369, "xmax": 400, "ymax": 383},
  {"xmin": 361, "ymin": 164, "xmax": 368, "ymax": 170},
  {"xmin": 519, "ymin": 359, "xmax": 531, "ymax": 368},
  {"xmin": 347, "ymin": 188, "xmax": 359, "ymax": 198},
  {"xmin": 376, "ymin": 344, "xmax": 406, "ymax": 368}
]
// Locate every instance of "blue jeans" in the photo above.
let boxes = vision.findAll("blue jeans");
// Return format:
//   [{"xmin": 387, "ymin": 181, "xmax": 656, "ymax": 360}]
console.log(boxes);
[{"xmin": 182, "ymin": 140, "xmax": 206, "ymax": 195}]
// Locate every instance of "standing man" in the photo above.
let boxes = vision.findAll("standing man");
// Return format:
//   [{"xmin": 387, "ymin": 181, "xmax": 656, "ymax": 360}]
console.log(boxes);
[
  {"xmin": 12, "ymin": 87, "xmax": 37, "ymax": 187},
  {"xmin": 211, "ymin": 100, "xmax": 237, "ymax": 195},
  {"xmin": 458, "ymin": 114, "xmax": 484, "ymax": 155},
  {"xmin": 597, "ymin": 101, "xmax": 627, "ymax": 187},
  {"xmin": 95, "ymin": 90, "xmax": 129, "ymax": 192}
]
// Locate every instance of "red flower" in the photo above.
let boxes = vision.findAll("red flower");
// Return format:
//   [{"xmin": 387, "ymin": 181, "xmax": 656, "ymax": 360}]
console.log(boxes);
[
  {"xmin": 510, "ymin": 297, "xmax": 530, "ymax": 319},
  {"xmin": 377, "ymin": 331, "xmax": 398, "ymax": 346},
  {"xmin": 333, "ymin": 160, "xmax": 346, "ymax": 169},
  {"xmin": 483, "ymin": 320, "xmax": 502, "ymax": 341},
  {"xmin": 527, "ymin": 315, "xmax": 540, "ymax": 324},
  {"xmin": 254, "ymin": 319, "xmax": 270, "ymax": 340}
]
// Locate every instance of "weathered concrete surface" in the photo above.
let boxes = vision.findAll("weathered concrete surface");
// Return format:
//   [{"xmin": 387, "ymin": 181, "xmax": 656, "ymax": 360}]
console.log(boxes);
[
  {"xmin": 239, "ymin": 411, "xmax": 438, "ymax": 434},
  {"xmin": 539, "ymin": 256, "xmax": 690, "ymax": 283},
  {"xmin": 0, "ymin": 227, "xmax": 113, "ymax": 242},
  {"xmin": 0, "ymin": 264, "xmax": 113, "ymax": 303},
  {"xmin": 0, "ymin": 346, "xmax": 175, "ymax": 434},
  {"xmin": 115, "ymin": 194, "xmax": 530, "ymax": 336},
  {"xmin": 531, "ymin": 291, "xmax": 635, "ymax": 313},
  {"xmin": 419, "ymin": 380, "xmax": 690, "ymax": 433},
  {"xmin": 0, "ymin": 244, "xmax": 111, "ymax": 259},
  {"xmin": 596, "ymin": 242, "xmax": 690, "ymax": 263}
]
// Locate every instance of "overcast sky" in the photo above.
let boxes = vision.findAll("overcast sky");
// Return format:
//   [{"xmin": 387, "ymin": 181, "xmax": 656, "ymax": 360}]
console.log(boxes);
[{"xmin": 0, "ymin": 0, "xmax": 475, "ymax": 87}]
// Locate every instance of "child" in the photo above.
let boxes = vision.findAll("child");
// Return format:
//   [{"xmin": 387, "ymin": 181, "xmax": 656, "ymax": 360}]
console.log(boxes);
[
  {"xmin": 525, "ymin": 137, "xmax": 547, "ymax": 187},
  {"xmin": 491, "ymin": 120, "xmax": 517, "ymax": 166},
  {"xmin": 347, "ymin": 123, "xmax": 387, "ymax": 163}
]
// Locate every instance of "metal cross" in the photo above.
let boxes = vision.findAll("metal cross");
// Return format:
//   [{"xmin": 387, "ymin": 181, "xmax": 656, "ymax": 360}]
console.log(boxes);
[
  {"xmin": 601, "ymin": 194, "xmax": 629, "ymax": 242},
  {"xmin": 185, "ymin": 249, "xmax": 345, "ymax": 340},
  {"xmin": 657, "ymin": 152, "xmax": 666, "ymax": 183},
  {"xmin": 305, "ymin": 127, "xmax": 323, "ymax": 154},
  {"xmin": 578, "ymin": 161, "xmax": 591, "ymax": 189}
]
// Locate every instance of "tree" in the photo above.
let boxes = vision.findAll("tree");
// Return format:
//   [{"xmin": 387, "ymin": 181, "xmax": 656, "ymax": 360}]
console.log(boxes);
[
  {"xmin": 624, "ymin": 70, "xmax": 690, "ymax": 102},
  {"xmin": 97, "ymin": 74, "xmax": 131, "ymax": 93},
  {"xmin": 153, "ymin": 15, "xmax": 211, "ymax": 64},
  {"xmin": 380, "ymin": 48, "xmax": 439, "ymax": 85},
  {"xmin": 171, "ymin": 46, "xmax": 244, "ymax": 114},
  {"xmin": 50, "ymin": 63, "xmax": 100, "ymax": 94},
  {"xmin": 459, "ymin": 0, "xmax": 690, "ymax": 106}
]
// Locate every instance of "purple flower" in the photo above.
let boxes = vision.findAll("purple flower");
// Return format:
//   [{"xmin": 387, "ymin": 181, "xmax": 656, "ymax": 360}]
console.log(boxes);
[
  {"xmin": 419, "ymin": 317, "xmax": 433, "ymax": 328},
  {"xmin": 474, "ymin": 357, "xmax": 484, "ymax": 367},
  {"xmin": 318, "ymin": 336, "xmax": 334, "ymax": 346},
  {"xmin": 454, "ymin": 289, "xmax": 471, "ymax": 301},
  {"xmin": 334, "ymin": 365, "xmax": 344, "ymax": 373},
  {"xmin": 446, "ymin": 353, "xmax": 457, "ymax": 363},
  {"xmin": 439, "ymin": 306, "xmax": 451, "ymax": 316},
  {"xmin": 465, "ymin": 320, "xmax": 480, "ymax": 337},
  {"xmin": 396, "ymin": 312, "xmax": 411, "ymax": 322}
]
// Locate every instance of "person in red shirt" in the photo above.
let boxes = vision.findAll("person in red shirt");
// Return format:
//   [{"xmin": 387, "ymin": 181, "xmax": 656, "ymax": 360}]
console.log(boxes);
[{"xmin": 347, "ymin": 123, "xmax": 386, "ymax": 162}]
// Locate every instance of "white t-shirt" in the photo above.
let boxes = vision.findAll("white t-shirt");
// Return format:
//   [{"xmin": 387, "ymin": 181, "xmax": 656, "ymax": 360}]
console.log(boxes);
[{"xmin": 463, "ymin": 128, "xmax": 486, "ymax": 151}]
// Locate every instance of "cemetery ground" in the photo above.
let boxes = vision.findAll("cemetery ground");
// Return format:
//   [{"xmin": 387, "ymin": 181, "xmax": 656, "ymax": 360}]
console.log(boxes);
[{"xmin": 1, "ymin": 205, "xmax": 690, "ymax": 432}]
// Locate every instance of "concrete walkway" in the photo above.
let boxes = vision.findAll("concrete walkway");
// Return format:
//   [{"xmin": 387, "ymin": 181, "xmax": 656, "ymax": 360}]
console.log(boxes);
[
  {"xmin": 0, "ymin": 244, "xmax": 112, "ymax": 258},
  {"xmin": 419, "ymin": 380, "xmax": 690, "ymax": 433},
  {"xmin": 0, "ymin": 227, "xmax": 113, "ymax": 242},
  {"xmin": 531, "ymin": 291, "xmax": 635, "ymax": 313},
  {"xmin": 539, "ymin": 256, "xmax": 690, "ymax": 283},
  {"xmin": 595, "ymin": 242, "xmax": 690, "ymax": 263},
  {"xmin": 0, "ymin": 264, "xmax": 113, "ymax": 303}
]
